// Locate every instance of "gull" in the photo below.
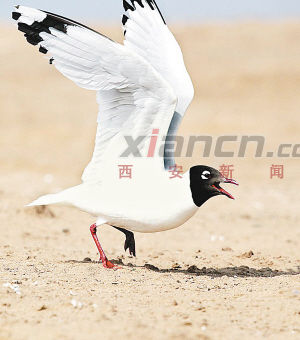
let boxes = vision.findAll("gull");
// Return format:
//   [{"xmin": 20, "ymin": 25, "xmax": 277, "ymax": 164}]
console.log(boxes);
[{"xmin": 13, "ymin": 0, "xmax": 238, "ymax": 269}]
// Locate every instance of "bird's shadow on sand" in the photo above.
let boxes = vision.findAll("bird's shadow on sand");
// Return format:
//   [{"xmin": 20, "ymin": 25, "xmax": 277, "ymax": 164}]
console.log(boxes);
[{"xmin": 66, "ymin": 259, "xmax": 300, "ymax": 278}]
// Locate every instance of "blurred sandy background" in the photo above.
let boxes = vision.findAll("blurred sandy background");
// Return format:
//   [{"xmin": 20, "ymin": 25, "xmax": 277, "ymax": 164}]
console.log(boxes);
[{"xmin": 0, "ymin": 20, "xmax": 299, "ymax": 340}]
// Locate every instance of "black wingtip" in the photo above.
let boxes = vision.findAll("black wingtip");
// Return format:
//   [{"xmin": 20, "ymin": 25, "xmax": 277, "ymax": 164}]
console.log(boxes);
[
  {"xmin": 129, "ymin": 0, "xmax": 166, "ymax": 25},
  {"xmin": 25, "ymin": 35, "xmax": 39, "ymax": 46},
  {"xmin": 12, "ymin": 11, "xmax": 21, "ymax": 20},
  {"xmin": 145, "ymin": 0, "xmax": 155, "ymax": 10},
  {"xmin": 18, "ymin": 22, "xmax": 31, "ymax": 34},
  {"xmin": 122, "ymin": 14, "xmax": 129, "ymax": 25},
  {"xmin": 123, "ymin": 0, "xmax": 135, "ymax": 11},
  {"xmin": 39, "ymin": 46, "xmax": 48, "ymax": 54},
  {"xmin": 131, "ymin": 0, "xmax": 144, "ymax": 8}
]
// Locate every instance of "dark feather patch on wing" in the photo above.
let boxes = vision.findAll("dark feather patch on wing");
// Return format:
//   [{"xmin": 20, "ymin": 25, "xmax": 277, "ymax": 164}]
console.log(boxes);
[
  {"xmin": 122, "ymin": 0, "xmax": 166, "ymax": 32},
  {"xmin": 12, "ymin": 12, "xmax": 21, "ymax": 20},
  {"xmin": 42, "ymin": 10, "xmax": 109, "ymax": 37},
  {"xmin": 131, "ymin": 0, "xmax": 144, "ymax": 8},
  {"xmin": 123, "ymin": 0, "xmax": 135, "ymax": 11},
  {"xmin": 122, "ymin": 14, "xmax": 129, "ymax": 25},
  {"xmin": 39, "ymin": 46, "xmax": 48, "ymax": 54},
  {"xmin": 25, "ymin": 35, "xmax": 41, "ymax": 46},
  {"xmin": 13, "ymin": 8, "xmax": 112, "ymax": 61},
  {"xmin": 145, "ymin": 0, "xmax": 155, "ymax": 10}
]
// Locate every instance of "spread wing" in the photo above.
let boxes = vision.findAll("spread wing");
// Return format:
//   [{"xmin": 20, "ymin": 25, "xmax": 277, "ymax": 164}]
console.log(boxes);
[
  {"xmin": 122, "ymin": 0, "xmax": 194, "ymax": 168},
  {"xmin": 122, "ymin": 0, "xmax": 194, "ymax": 114},
  {"xmin": 13, "ymin": 6, "xmax": 177, "ymax": 183}
]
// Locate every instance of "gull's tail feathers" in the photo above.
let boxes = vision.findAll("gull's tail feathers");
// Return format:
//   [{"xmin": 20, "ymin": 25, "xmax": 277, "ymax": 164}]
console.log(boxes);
[
  {"xmin": 26, "ymin": 193, "xmax": 64, "ymax": 207},
  {"xmin": 26, "ymin": 185, "xmax": 83, "ymax": 207}
]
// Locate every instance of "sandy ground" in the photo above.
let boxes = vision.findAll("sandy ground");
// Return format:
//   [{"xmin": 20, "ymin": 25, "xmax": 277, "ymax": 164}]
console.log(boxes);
[{"xmin": 0, "ymin": 21, "xmax": 299, "ymax": 340}]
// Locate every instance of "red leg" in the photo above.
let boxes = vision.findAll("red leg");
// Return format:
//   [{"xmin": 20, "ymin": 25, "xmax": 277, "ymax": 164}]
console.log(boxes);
[{"xmin": 90, "ymin": 224, "xmax": 119, "ymax": 269}]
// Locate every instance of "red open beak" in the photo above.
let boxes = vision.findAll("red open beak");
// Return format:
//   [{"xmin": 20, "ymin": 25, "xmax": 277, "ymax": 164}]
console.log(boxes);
[{"xmin": 212, "ymin": 178, "xmax": 239, "ymax": 200}]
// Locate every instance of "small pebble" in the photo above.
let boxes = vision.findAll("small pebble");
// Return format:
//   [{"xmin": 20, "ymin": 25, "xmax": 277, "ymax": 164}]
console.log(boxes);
[{"xmin": 71, "ymin": 299, "xmax": 83, "ymax": 309}]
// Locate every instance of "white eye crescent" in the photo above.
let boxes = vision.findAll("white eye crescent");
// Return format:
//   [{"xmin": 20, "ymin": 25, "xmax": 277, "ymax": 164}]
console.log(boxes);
[{"xmin": 201, "ymin": 170, "xmax": 211, "ymax": 180}]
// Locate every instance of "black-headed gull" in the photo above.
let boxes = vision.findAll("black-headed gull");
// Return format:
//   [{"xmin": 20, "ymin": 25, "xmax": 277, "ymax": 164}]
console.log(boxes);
[{"xmin": 13, "ymin": 1, "xmax": 238, "ymax": 269}]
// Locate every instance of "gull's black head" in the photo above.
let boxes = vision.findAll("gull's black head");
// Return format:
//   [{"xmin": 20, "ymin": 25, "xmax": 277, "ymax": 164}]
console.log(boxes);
[{"xmin": 189, "ymin": 165, "xmax": 238, "ymax": 207}]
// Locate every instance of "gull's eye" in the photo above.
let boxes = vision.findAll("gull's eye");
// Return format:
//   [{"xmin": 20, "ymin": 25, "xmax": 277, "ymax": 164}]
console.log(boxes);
[{"xmin": 201, "ymin": 170, "xmax": 211, "ymax": 180}]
